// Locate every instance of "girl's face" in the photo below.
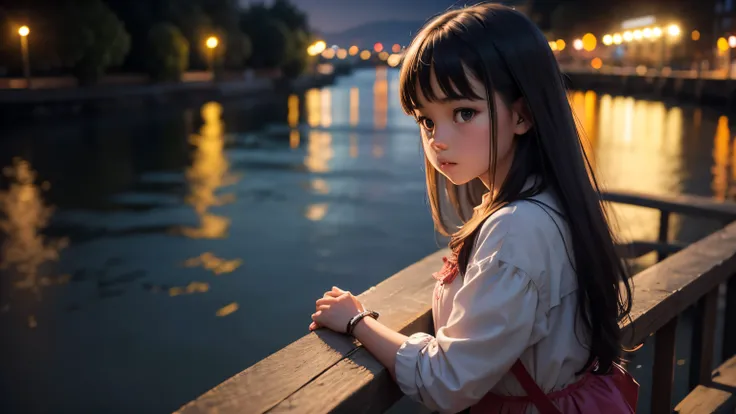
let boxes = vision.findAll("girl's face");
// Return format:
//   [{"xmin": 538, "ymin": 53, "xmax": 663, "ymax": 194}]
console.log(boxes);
[{"xmin": 413, "ymin": 71, "xmax": 528, "ymax": 189}]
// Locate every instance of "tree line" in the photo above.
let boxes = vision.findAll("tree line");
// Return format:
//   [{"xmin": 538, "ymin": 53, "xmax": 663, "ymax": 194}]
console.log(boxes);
[{"xmin": 0, "ymin": 0, "xmax": 314, "ymax": 84}]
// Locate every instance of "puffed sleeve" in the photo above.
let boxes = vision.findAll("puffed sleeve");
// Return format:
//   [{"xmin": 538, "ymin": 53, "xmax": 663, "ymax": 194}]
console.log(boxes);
[{"xmin": 394, "ymin": 219, "xmax": 540, "ymax": 413}]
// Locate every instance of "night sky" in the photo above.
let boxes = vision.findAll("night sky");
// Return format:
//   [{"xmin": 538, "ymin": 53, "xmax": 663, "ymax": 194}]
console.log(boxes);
[{"xmin": 239, "ymin": 0, "xmax": 518, "ymax": 33}]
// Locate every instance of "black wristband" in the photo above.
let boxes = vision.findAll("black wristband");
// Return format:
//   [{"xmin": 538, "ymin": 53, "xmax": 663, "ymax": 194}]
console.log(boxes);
[{"xmin": 346, "ymin": 310, "xmax": 380, "ymax": 336}]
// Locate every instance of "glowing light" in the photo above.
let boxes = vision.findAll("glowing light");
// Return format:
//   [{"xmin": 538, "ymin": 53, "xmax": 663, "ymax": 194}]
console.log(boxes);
[
  {"xmin": 556, "ymin": 39, "xmax": 566, "ymax": 51},
  {"xmin": 718, "ymin": 37, "xmax": 730, "ymax": 52},
  {"xmin": 314, "ymin": 41, "xmax": 326, "ymax": 53},
  {"xmin": 392, "ymin": 43, "xmax": 401, "ymax": 53},
  {"xmin": 582, "ymin": 33, "xmax": 596, "ymax": 51},
  {"xmin": 321, "ymin": 48, "xmax": 335, "ymax": 59},
  {"xmin": 591, "ymin": 57, "xmax": 603, "ymax": 70},
  {"xmin": 387, "ymin": 54, "xmax": 402, "ymax": 67},
  {"xmin": 633, "ymin": 30, "xmax": 642, "ymax": 40},
  {"xmin": 549, "ymin": 41, "xmax": 558, "ymax": 51},
  {"xmin": 373, "ymin": 42, "xmax": 383, "ymax": 53},
  {"xmin": 623, "ymin": 31, "xmax": 633, "ymax": 42},
  {"xmin": 573, "ymin": 39, "xmax": 583, "ymax": 50},
  {"xmin": 206, "ymin": 36, "xmax": 219, "ymax": 49},
  {"xmin": 336, "ymin": 48, "xmax": 348, "ymax": 59},
  {"xmin": 643, "ymin": 28, "xmax": 652, "ymax": 38},
  {"xmin": 360, "ymin": 50, "xmax": 371, "ymax": 60},
  {"xmin": 730, "ymin": 36, "xmax": 736, "ymax": 48},
  {"xmin": 691, "ymin": 30, "xmax": 700, "ymax": 41},
  {"xmin": 348, "ymin": 45, "xmax": 359, "ymax": 56},
  {"xmin": 18, "ymin": 26, "xmax": 29, "ymax": 37},
  {"xmin": 603, "ymin": 35, "xmax": 613, "ymax": 46},
  {"xmin": 652, "ymin": 27, "xmax": 663, "ymax": 37},
  {"xmin": 613, "ymin": 34, "xmax": 623, "ymax": 44},
  {"xmin": 667, "ymin": 24, "xmax": 681, "ymax": 37},
  {"xmin": 378, "ymin": 51, "xmax": 389, "ymax": 60}
]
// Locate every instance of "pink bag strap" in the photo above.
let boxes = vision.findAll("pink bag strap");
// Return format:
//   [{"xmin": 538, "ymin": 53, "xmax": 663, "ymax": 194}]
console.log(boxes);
[{"xmin": 510, "ymin": 359, "xmax": 562, "ymax": 414}]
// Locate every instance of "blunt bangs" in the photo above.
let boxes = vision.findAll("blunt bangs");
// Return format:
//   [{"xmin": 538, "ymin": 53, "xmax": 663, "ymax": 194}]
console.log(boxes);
[{"xmin": 400, "ymin": 25, "xmax": 486, "ymax": 114}]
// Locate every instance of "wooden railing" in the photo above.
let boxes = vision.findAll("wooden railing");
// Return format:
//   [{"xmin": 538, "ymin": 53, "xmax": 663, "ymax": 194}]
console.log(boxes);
[{"xmin": 176, "ymin": 191, "xmax": 736, "ymax": 414}]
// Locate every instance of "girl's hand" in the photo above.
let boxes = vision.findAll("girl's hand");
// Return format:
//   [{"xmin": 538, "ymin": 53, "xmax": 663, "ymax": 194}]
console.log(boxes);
[{"xmin": 309, "ymin": 286, "xmax": 365, "ymax": 333}]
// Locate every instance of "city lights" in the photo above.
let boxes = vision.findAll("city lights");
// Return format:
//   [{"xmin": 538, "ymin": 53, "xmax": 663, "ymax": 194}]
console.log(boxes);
[
  {"xmin": 206, "ymin": 36, "xmax": 218, "ymax": 49},
  {"xmin": 573, "ymin": 38, "xmax": 583, "ymax": 51},
  {"xmin": 718, "ymin": 37, "xmax": 729, "ymax": 52},
  {"xmin": 18, "ymin": 26, "xmax": 29, "ymax": 37},
  {"xmin": 603, "ymin": 35, "xmax": 613, "ymax": 46},
  {"xmin": 582, "ymin": 33, "xmax": 597, "ymax": 51},
  {"xmin": 668, "ymin": 24, "xmax": 681, "ymax": 37}
]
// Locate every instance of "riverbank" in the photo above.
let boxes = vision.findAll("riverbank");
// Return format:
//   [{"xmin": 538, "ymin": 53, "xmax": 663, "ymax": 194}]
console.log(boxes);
[{"xmin": 0, "ymin": 72, "xmax": 337, "ymax": 124}]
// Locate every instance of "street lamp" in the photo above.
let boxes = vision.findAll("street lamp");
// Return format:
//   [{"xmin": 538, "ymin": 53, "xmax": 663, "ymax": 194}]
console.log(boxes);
[
  {"xmin": 18, "ymin": 25, "xmax": 31, "ymax": 88},
  {"xmin": 206, "ymin": 36, "xmax": 218, "ymax": 79}
]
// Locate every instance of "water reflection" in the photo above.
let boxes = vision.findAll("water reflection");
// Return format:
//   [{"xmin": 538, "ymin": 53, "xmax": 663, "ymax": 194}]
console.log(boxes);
[
  {"xmin": 306, "ymin": 88, "xmax": 321, "ymax": 128},
  {"xmin": 0, "ymin": 159, "xmax": 68, "ymax": 292},
  {"xmin": 713, "ymin": 116, "xmax": 730, "ymax": 200},
  {"xmin": 350, "ymin": 87, "xmax": 360, "ymax": 126},
  {"xmin": 0, "ymin": 158, "xmax": 69, "ymax": 327},
  {"xmin": 183, "ymin": 252, "xmax": 242, "ymax": 275},
  {"xmin": 288, "ymin": 94, "xmax": 300, "ymax": 149},
  {"xmin": 178, "ymin": 102, "xmax": 239, "ymax": 239},
  {"xmin": 374, "ymin": 67, "xmax": 389, "ymax": 130},
  {"xmin": 572, "ymin": 91, "xmax": 688, "ymax": 256}
]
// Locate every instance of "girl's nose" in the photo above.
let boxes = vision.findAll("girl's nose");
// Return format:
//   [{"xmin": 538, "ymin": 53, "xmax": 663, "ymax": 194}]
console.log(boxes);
[{"xmin": 429, "ymin": 134, "xmax": 449, "ymax": 151}]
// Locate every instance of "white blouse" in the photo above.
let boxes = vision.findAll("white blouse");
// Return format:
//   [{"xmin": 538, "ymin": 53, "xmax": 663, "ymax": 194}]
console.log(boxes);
[{"xmin": 394, "ymin": 190, "xmax": 591, "ymax": 414}]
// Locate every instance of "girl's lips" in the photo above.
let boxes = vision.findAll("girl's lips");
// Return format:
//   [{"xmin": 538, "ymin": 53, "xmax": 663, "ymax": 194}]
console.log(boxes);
[{"xmin": 439, "ymin": 162, "xmax": 457, "ymax": 171}]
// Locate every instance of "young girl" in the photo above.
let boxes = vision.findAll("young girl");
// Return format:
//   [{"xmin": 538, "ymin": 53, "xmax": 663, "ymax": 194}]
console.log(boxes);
[{"xmin": 309, "ymin": 3, "xmax": 638, "ymax": 413}]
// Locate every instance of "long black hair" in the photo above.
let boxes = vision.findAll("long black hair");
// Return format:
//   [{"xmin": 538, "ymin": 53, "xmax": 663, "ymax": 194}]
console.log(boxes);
[{"xmin": 399, "ymin": 3, "xmax": 633, "ymax": 374}]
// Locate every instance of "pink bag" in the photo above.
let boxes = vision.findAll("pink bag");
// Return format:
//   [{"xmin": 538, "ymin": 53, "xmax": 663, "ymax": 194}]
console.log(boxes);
[{"xmin": 471, "ymin": 360, "xmax": 639, "ymax": 413}]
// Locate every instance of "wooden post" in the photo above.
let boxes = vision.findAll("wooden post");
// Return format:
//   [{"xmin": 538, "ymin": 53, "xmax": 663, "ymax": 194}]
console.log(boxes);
[
  {"xmin": 724, "ymin": 277, "xmax": 736, "ymax": 362},
  {"xmin": 658, "ymin": 210, "xmax": 670, "ymax": 262},
  {"xmin": 688, "ymin": 288, "xmax": 718, "ymax": 390},
  {"xmin": 652, "ymin": 317, "xmax": 677, "ymax": 414}
]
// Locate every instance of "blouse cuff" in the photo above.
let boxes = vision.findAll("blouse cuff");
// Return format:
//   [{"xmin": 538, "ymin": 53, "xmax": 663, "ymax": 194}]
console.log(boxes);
[{"xmin": 395, "ymin": 332, "xmax": 434, "ymax": 400}]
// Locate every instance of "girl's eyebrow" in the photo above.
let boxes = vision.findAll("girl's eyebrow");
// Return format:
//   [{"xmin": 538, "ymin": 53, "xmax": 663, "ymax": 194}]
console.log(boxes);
[{"xmin": 414, "ymin": 96, "xmax": 484, "ymax": 109}]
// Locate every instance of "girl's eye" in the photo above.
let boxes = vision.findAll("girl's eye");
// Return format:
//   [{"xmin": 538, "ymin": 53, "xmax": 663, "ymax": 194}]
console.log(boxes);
[
  {"xmin": 417, "ymin": 117, "xmax": 435, "ymax": 131},
  {"xmin": 454, "ymin": 108, "xmax": 477, "ymax": 123}
]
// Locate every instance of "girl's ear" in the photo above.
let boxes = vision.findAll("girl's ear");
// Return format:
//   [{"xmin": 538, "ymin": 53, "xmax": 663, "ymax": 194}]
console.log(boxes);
[{"xmin": 512, "ymin": 98, "xmax": 532, "ymax": 135}]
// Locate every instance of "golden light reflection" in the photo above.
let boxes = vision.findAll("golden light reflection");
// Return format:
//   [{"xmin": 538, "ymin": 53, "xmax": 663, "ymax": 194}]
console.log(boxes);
[
  {"xmin": 288, "ymin": 94, "xmax": 299, "ymax": 127},
  {"xmin": 350, "ymin": 87, "xmax": 360, "ymax": 126},
  {"xmin": 180, "ymin": 101, "xmax": 238, "ymax": 239},
  {"xmin": 374, "ymin": 67, "xmax": 388, "ymax": 130},
  {"xmin": 304, "ymin": 130, "xmax": 334, "ymax": 173},
  {"xmin": 288, "ymin": 94, "xmax": 300, "ymax": 149},
  {"xmin": 216, "ymin": 302, "xmax": 239, "ymax": 317},
  {"xmin": 183, "ymin": 252, "xmax": 242, "ymax": 275},
  {"xmin": 350, "ymin": 133, "xmax": 358, "ymax": 158},
  {"xmin": 169, "ymin": 281, "xmax": 210, "ymax": 297},
  {"xmin": 0, "ymin": 158, "xmax": 69, "ymax": 301},
  {"xmin": 712, "ymin": 116, "xmax": 730, "ymax": 200},
  {"xmin": 320, "ymin": 89, "xmax": 332, "ymax": 128},
  {"xmin": 305, "ymin": 203, "xmax": 329, "ymax": 221},
  {"xmin": 305, "ymin": 88, "xmax": 321, "ymax": 127},
  {"xmin": 578, "ymin": 96, "xmax": 685, "ymax": 260},
  {"xmin": 310, "ymin": 178, "xmax": 330, "ymax": 195}
]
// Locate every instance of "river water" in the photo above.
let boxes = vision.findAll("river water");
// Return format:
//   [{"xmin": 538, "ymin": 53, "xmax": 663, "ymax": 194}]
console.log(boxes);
[{"xmin": 1, "ymin": 67, "xmax": 734, "ymax": 413}]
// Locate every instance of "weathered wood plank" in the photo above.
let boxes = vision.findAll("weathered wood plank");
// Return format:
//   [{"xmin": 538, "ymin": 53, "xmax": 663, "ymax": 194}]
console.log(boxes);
[
  {"xmin": 268, "ymin": 348, "xmax": 403, "ymax": 414},
  {"xmin": 175, "ymin": 249, "xmax": 447, "ymax": 414},
  {"xmin": 616, "ymin": 241, "xmax": 686, "ymax": 259},
  {"xmin": 689, "ymin": 288, "xmax": 719, "ymax": 390},
  {"xmin": 621, "ymin": 221, "xmax": 736, "ymax": 348},
  {"xmin": 675, "ymin": 355, "xmax": 736, "ymax": 413},
  {"xmin": 602, "ymin": 190, "xmax": 736, "ymax": 222},
  {"xmin": 651, "ymin": 318, "xmax": 677, "ymax": 414}
]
